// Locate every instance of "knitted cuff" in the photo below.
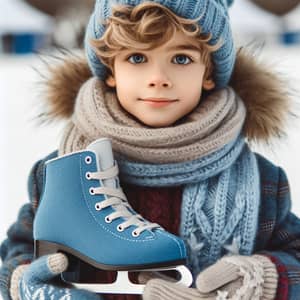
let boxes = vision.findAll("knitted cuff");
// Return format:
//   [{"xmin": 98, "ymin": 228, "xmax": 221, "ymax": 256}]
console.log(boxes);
[
  {"xmin": 253, "ymin": 255, "xmax": 278, "ymax": 300},
  {"xmin": 9, "ymin": 265, "xmax": 29, "ymax": 300}
]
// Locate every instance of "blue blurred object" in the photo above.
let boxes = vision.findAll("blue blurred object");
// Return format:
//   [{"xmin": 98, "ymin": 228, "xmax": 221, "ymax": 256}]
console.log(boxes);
[
  {"xmin": 280, "ymin": 30, "xmax": 300, "ymax": 45},
  {"xmin": 1, "ymin": 32, "xmax": 49, "ymax": 54},
  {"xmin": 13, "ymin": 32, "xmax": 46, "ymax": 54},
  {"xmin": 13, "ymin": 33, "xmax": 35, "ymax": 54}
]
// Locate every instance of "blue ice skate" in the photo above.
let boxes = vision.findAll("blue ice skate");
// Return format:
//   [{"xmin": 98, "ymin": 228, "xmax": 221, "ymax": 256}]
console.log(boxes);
[{"xmin": 34, "ymin": 138, "xmax": 193, "ymax": 294}]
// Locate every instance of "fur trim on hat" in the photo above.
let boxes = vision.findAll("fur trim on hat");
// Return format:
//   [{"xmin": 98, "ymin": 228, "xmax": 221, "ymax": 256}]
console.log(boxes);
[{"xmin": 39, "ymin": 48, "xmax": 293, "ymax": 143}]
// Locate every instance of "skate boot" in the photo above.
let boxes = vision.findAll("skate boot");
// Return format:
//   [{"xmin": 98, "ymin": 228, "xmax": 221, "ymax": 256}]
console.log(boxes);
[{"xmin": 34, "ymin": 138, "xmax": 193, "ymax": 294}]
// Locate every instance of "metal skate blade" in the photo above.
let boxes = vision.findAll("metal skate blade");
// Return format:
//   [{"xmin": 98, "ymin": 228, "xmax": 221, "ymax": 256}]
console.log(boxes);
[
  {"xmin": 64, "ymin": 265, "xmax": 193, "ymax": 294},
  {"xmin": 69, "ymin": 271, "xmax": 145, "ymax": 294},
  {"xmin": 148, "ymin": 265, "xmax": 193, "ymax": 287}
]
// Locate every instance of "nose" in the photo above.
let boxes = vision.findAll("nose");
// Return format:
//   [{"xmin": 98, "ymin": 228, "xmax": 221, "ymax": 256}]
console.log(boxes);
[{"xmin": 147, "ymin": 67, "xmax": 172, "ymax": 88}]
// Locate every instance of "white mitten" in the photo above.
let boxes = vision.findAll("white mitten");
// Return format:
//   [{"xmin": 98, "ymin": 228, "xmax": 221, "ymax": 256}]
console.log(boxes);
[
  {"xmin": 196, "ymin": 255, "xmax": 278, "ymax": 300},
  {"xmin": 142, "ymin": 255, "xmax": 278, "ymax": 300}
]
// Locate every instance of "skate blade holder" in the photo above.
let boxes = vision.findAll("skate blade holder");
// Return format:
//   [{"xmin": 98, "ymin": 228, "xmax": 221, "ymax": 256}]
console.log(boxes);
[{"xmin": 65, "ymin": 265, "xmax": 193, "ymax": 294}]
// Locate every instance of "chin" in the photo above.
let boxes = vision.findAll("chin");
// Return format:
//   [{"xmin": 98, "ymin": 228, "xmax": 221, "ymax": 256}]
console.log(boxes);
[{"xmin": 140, "ymin": 119, "xmax": 175, "ymax": 128}]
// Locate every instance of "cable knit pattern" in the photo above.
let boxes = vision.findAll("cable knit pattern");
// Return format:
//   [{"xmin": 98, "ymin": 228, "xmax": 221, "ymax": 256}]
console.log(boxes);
[{"xmin": 118, "ymin": 138, "xmax": 260, "ymax": 277}]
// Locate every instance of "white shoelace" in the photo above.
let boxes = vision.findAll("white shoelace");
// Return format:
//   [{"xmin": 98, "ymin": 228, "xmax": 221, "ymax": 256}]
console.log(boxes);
[{"xmin": 87, "ymin": 164, "xmax": 161, "ymax": 236}]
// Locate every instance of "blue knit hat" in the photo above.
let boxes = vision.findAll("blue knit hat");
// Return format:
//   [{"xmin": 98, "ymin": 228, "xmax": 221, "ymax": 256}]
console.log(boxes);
[{"xmin": 85, "ymin": 0, "xmax": 235, "ymax": 89}]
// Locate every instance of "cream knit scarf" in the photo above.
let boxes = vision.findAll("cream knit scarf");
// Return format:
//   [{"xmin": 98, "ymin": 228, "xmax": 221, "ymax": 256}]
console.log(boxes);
[{"xmin": 59, "ymin": 78, "xmax": 246, "ymax": 162}]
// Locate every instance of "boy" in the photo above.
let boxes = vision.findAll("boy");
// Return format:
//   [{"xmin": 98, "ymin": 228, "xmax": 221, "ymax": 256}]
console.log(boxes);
[{"xmin": 1, "ymin": 1, "xmax": 300, "ymax": 299}]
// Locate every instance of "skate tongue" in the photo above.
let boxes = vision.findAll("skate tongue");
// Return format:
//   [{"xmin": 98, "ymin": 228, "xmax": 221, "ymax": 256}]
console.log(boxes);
[{"xmin": 87, "ymin": 138, "xmax": 117, "ymax": 188}]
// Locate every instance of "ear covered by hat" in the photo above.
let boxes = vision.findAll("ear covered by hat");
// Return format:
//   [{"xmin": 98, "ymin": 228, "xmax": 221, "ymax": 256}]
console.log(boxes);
[{"xmin": 85, "ymin": 0, "xmax": 235, "ymax": 89}]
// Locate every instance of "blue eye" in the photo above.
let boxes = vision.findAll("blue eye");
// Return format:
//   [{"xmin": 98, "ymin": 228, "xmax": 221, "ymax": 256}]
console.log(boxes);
[
  {"xmin": 128, "ymin": 54, "xmax": 146, "ymax": 64},
  {"xmin": 173, "ymin": 55, "xmax": 192, "ymax": 65}
]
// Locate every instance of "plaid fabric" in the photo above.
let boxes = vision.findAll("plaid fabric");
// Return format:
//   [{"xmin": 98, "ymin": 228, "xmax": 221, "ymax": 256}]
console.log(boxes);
[
  {"xmin": 254, "ymin": 154, "xmax": 300, "ymax": 299},
  {"xmin": 1, "ymin": 150, "xmax": 300, "ymax": 299}
]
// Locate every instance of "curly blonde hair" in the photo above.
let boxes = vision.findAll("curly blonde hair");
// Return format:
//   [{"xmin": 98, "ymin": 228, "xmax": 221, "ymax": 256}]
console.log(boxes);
[{"xmin": 90, "ymin": 2, "xmax": 220, "ymax": 82}]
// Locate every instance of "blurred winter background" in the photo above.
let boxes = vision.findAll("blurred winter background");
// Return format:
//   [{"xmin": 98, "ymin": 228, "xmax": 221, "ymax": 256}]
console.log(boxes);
[{"xmin": 0, "ymin": 0, "xmax": 300, "ymax": 274}]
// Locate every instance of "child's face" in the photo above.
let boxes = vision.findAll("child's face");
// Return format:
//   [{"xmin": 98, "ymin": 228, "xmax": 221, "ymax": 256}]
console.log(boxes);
[{"xmin": 106, "ymin": 31, "xmax": 215, "ymax": 127}]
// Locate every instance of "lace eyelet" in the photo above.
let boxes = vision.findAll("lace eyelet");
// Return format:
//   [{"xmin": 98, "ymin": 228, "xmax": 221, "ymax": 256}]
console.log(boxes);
[
  {"xmin": 95, "ymin": 203, "xmax": 102, "ymax": 211},
  {"xmin": 85, "ymin": 156, "xmax": 92, "ymax": 164},
  {"xmin": 117, "ymin": 225, "xmax": 124, "ymax": 232},
  {"xmin": 105, "ymin": 216, "xmax": 112, "ymax": 223},
  {"xmin": 132, "ymin": 230, "xmax": 139, "ymax": 237},
  {"xmin": 85, "ymin": 172, "xmax": 92, "ymax": 180},
  {"xmin": 89, "ymin": 187, "xmax": 96, "ymax": 195}
]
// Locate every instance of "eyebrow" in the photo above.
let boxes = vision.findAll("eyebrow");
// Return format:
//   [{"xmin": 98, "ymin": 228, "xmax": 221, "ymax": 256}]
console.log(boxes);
[{"xmin": 166, "ymin": 44, "xmax": 200, "ymax": 52}]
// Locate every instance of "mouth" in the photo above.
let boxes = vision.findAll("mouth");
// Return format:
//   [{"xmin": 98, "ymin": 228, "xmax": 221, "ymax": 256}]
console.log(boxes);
[
  {"xmin": 139, "ymin": 98, "xmax": 178, "ymax": 103},
  {"xmin": 139, "ymin": 98, "xmax": 178, "ymax": 102},
  {"xmin": 138, "ymin": 98, "xmax": 178, "ymax": 108}
]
